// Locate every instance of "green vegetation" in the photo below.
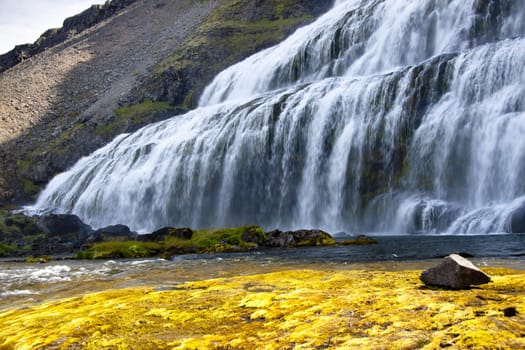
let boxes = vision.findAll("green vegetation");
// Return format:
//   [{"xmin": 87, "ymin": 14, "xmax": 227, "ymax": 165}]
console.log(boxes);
[
  {"xmin": 95, "ymin": 100, "xmax": 182, "ymax": 138},
  {"xmin": 76, "ymin": 241, "xmax": 163, "ymax": 259},
  {"xmin": 0, "ymin": 243, "xmax": 15, "ymax": 256},
  {"xmin": 146, "ymin": 0, "xmax": 319, "ymax": 109},
  {"xmin": 78, "ymin": 226, "xmax": 268, "ymax": 259},
  {"xmin": 340, "ymin": 235, "xmax": 378, "ymax": 245}
]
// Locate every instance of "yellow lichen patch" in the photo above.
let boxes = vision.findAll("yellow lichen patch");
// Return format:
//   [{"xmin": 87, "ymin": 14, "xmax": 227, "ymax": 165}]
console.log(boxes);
[{"xmin": 0, "ymin": 268, "xmax": 523, "ymax": 349}]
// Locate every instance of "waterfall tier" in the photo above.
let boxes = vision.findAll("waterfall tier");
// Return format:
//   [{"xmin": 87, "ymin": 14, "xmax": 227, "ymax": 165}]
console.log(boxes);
[{"xmin": 32, "ymin": 0, "xmax": 525, "ymax": 234}]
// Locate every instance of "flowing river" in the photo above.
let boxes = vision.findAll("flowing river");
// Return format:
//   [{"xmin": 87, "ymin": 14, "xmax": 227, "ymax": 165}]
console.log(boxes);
[{"xmin": 2, "ymin": 235, "xmax": 524, "ymax": 311}]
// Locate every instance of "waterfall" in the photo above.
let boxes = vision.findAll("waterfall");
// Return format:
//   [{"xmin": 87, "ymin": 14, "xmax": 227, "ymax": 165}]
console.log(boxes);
[{"xmin": 31, "ymin": 0, "xmax": 525, "ymax": 234}]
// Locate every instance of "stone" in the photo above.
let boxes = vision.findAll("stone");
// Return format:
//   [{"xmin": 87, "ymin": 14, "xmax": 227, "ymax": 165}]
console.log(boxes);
[
  {"xmin": 420, "ymin": 254, "xmax": 491, "ymax": 289},
  {"xmin": 88, "ymin": 224, "xmax": 136, "ymax": 243},
  {"xmin": 340, "ymin": 234, "xmax": 378, "ymax": 245},
  {"xmin": 263, "ymin": 229, "xmax": 335, "ymax": 248},
  {"xmin": 507, "ymin": 205, "xmax": 525, "ymax": 233},
  {"xmin": 138, "ymin": 227, "xmax": 193, "ymax": 242},
  {"xmin": 36, "ymin": 214, "xmax": 93, "ymax": 240},
  {"xmin": 240, "ymin": 226, "xmax": 266, "ymax": 244},
  {"xmin": 264, "ymin": 230, "xmax": 295, "ymax": 247}
]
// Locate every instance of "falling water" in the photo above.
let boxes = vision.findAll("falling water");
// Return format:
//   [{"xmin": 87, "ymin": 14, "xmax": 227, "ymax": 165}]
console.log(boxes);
[{"xmin": 31, "ymin": 0, "xmax": 525, "ymax": 234}]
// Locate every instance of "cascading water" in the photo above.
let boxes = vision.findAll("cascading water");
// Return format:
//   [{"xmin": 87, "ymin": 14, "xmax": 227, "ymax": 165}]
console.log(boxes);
[{"xmin": 31, "ymin": 0, "xmax": 525, "ymax": 234}]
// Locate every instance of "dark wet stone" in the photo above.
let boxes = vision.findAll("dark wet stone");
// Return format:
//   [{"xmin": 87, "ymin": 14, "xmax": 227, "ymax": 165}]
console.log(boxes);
[
  {"xmin": 420, "ymin": 254, "xmax": 491, "ymax": 289},
  {"xmin": 138, "ymin": 227, "xmax": 193, "ymax": 242}
]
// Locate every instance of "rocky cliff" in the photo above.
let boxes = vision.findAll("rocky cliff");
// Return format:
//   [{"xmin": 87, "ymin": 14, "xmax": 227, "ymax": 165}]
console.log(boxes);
[{"xmin": 0, "ymin": 0, "xmax": 333, "ymax": 205}]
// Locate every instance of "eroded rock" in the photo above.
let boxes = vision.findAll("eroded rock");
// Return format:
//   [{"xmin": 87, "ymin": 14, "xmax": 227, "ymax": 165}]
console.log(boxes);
[{"xmin": 420, "ymin": 254, "xmax": 491, "ymax": 289}]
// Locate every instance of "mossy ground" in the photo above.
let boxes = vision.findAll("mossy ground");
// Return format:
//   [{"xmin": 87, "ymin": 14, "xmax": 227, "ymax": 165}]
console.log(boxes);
[
  {"xmin": 78, "ymin": 226, "xmax": 268, "ymax": 259},
  {"xmin": 0, "ymin": 267, "xmax": 523, "ymax": 349}
]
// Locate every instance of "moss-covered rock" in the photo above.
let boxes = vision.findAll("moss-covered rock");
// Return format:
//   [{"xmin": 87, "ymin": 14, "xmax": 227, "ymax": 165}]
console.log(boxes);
[
  {"xmin": 0, "ymin": 267, "xmax": 523, "ymax": 349},
  {"xmin": 340, "ymin": 234, "xmax": 378, "ymax": 245},
  {"xmin": 76, "ymin": 241, "xmax": 162, "ymax": 259}
]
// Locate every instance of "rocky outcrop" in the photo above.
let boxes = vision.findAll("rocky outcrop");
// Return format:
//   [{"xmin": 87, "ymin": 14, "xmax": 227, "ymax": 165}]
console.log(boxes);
[
  {"xmin": 264, "ymin": 229, "xmax": 336, "ymax": 248},
  {"xmin": 138, "ymin": 227, "xmax": 193, "ymax": 242},
  {"xmin": 87, "ymin": 224, "xmax": 136, "ymax": 243},
  {"xmin": 340, "ymin": 235, "xmax": 378, "ymax": 245},
  {"xmin": 0, "ymin": 0, "xmax": 333, "ymax": 204},
  {"xmin": 507, "ymin": 205, "xmax": 525, "ymax": 233},
  {"xmin": 420, "ymin": 254, "xmax": 491, "ymax": 289},
  {"xmin": 0, "ymin": 0, "xmax": 138, "ymax": 73}
]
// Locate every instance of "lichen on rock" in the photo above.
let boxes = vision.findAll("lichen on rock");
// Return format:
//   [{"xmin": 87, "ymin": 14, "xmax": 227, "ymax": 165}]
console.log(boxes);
[{"xmin": 0, "ymin": 267, "xmax": 523, "ymax": 349}]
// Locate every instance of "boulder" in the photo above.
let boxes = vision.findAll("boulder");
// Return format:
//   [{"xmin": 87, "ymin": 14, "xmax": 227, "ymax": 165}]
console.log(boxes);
[
  {"xmin": 240, "ymin": 226, "xmax": 267, "ymax": 245},
  {"xmin": 420, "ymin": 254, "xmax": 491, "ymax": 289},
  {"xmin": 138, "ymin": 227, "xmax": 193, "ymax": 242},
  {"xmin": 340, "ymin": 234, "xmax": 378, "ymax": 245},
  {"xmin": 507, "ymin": 205, "xmax": 525, "ymax": 233},
  {"xmin": 87, "ymin": 224, "xmax": 136, "ymax": 243},
  {"xmin": 264, "ymin": 229, "xmax": 335, "ymax": 248},
  {"xmin": 36, "ymin": 214, "xmax": 93, "ymax": 240}
]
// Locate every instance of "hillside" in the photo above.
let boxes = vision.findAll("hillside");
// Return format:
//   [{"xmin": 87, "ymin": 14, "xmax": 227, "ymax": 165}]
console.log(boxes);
[{"xmin": 0, "ymin": 0, "xmax": 333, "ymax": 204}]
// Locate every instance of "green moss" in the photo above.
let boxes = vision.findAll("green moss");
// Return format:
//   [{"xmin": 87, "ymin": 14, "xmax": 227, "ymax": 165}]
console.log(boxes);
[
  {"xmin": 0, "ymin": 243, "xmax": 16, "ymax": 257},
  {"xmin": 164, "ymin": 225, "xmax": 267, "ymax": 254},
  {"xmin": 95, "ymin": 100, "xmax": 182, "ymax": 138},
  {"xmin": 77, "ymin": 241, "xmax": 163, "ymax": 259},
  {"xmin": 340, "ymin": 235, "xmax": 378, "ymax": 245}
]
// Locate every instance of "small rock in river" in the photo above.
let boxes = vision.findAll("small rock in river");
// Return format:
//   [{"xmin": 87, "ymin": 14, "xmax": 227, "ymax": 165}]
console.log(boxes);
[{"xmin": 420, "ymin": 254, "xmax": 491, "ymax": 289}]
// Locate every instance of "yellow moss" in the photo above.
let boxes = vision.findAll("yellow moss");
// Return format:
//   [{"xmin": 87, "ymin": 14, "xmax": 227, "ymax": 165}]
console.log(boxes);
[{"xmin": 0, "ymin": 268, "xmax": 523, "ymax": 349}]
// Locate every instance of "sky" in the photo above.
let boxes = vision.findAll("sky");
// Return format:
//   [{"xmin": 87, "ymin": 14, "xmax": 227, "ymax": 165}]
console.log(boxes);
[{"xmin": 0, "ymin": 0, "xmax": 103, "ymax": 54}]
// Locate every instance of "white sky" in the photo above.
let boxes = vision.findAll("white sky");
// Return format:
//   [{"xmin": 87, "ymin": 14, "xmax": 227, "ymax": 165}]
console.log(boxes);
[{"xmin": 0, "ymin": 0, "xmax": 103, "ymax": 55}]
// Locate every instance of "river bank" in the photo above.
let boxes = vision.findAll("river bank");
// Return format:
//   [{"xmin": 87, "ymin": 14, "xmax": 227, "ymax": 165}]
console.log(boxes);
[{"xmin": 0, "ymin": 257, "xmax": 523, "ymax": 349}]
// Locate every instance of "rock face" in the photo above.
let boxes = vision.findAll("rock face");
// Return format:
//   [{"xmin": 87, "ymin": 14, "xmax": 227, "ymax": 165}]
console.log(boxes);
[{"xmin": 420, "ymin": 254, "xmax": 491, "ymax": 289}]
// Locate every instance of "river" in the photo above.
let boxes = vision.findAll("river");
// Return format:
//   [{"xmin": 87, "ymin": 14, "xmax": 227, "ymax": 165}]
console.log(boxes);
[{"xmin": 2, "ymin": 234, "xmax": 524, "ymax": 312}]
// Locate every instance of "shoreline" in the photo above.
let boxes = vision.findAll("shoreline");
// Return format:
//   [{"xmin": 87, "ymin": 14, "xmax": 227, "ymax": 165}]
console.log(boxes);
[{"xmin": 1, "ymin": 263, "xmax": 523, "ymax": 349}]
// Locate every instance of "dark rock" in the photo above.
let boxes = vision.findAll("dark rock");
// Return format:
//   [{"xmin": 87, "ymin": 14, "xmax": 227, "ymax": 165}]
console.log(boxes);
[
  {"xmin": 264, "ymin": 229, "xmax": 335, "ymax": 248},
  {"xmin": 264, "ymin": 230, "xmax": 295, "ymax": 247},
  {"xmin": 88, "ymin": 224, "xmax": 136, "ymax": 243},
  {"xmin": 340, "ymin": 234, "xmax": 378, "ymax": 245},
  {"xmin": 502, "ymin": 306, "xmax": 518, "ymax": 317},
  {"xmin": 507, "ymin": 205, "xmax": 525, "ymax": 233},
  {"xmin": 241, "ymin": 226, "xmax": 267, "ymax": 245},
  {"xmin": 37, "ymin": 214, "xmax": 93, "ymax": 240},
  {"xmin": 420, "ymin": 254, "xmax": 491, "ymax": 289},
  {"xmin": 289, "ymin": 229, "xmax": 336, "ymax": 247},
  {"xmin": 138, "ymin": 227, "xmax": 193, "ymax": 242}
]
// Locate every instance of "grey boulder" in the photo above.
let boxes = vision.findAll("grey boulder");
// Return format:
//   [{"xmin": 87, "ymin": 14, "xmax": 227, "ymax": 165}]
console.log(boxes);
[{"xmin": 420, "ymin": 254, "xmax": 491, "ymax": 289}]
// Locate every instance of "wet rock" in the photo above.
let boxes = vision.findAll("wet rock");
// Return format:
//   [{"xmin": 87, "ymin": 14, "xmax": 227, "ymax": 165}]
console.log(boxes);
[
  {"xmin": 340, "ymin": 234, "xmax": 378, "ymax": 245},
  {"xmin": 88, "ymin": 224, "xmax": 136, "ymax": 243},
  {"xmin": 507, "ymin": 205, "xmax": 525, "ymax": 233},
  {"xmin": 138, "ymin": 227, "xmax": 193, "ymax": 242},
  {"xmin": 264, "ymin": 229, "xmax": 335, "ymax": 248},
  {"xmin": 264, "ymin": 230, "xmax": 294, "ymax": 247},
  {"xmin": 36, "ymin": 214, "xmax": 93, "ymax": 241},
  {"xmin": 420, "ymin": 254, "xmax": 491, "ymax": 289},
  {"xmin": 502, "ymin": 306, "xmax": 518, "ymax": 317},
  {"xmin": 240, "ymin": 226, "xmax": 267, "ymax": 245}
]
